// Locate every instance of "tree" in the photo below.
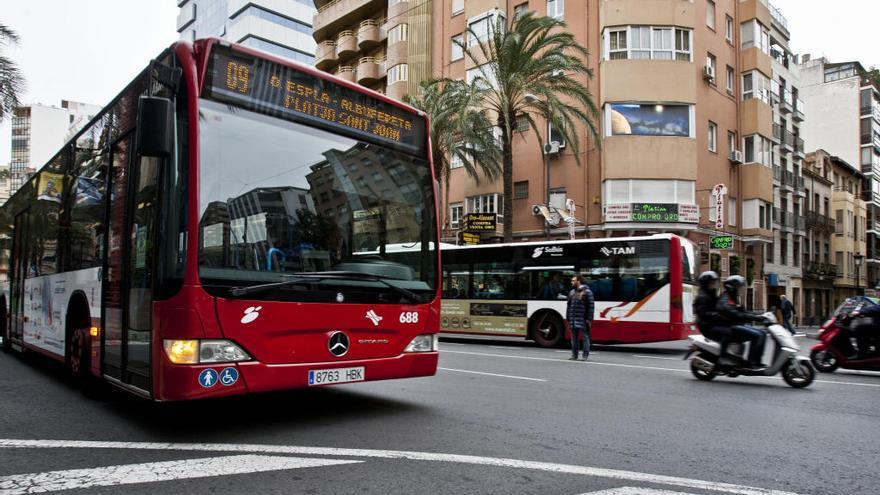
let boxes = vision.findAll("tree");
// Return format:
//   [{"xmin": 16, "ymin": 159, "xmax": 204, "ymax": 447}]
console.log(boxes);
[
  {"xmin": 461, "ymin": 12, "xmax": 600, "ymax": 242},
  {"xmin": 404, "ymin": 79, "xmax": 501, "ymax": 231},
  {"xmin": 0, "ymin": 23, "xmax": 26, "ymax": 122}
]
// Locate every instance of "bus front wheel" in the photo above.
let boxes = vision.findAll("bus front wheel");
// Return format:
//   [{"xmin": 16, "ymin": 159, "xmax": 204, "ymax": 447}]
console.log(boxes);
[{"xmin": 530, "ymin": 313, "xmax": 565, "ymax": 348}]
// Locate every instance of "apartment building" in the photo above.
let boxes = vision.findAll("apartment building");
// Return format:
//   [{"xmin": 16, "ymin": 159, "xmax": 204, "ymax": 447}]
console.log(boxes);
[
  {"xmin": 312, "ymin": 0, "xmax": 433, "ymax": 100},
  {"xmin": 9, "ymin": 100, "xmax": 100, "ymax": 195},
  {"xmin": 801, "ymin": 150, "xmax": 836, "ymax": 325},
  {"xmin": 798, "ymin": 58, "xmax": 880, "ymax": 289},
  {"xmin": 828, "ymin": 154, "xmax": 867, "ymax": 306},
  {"xmin": 177, "ymin": 0, "xmax": 317, "ymax": 65}
]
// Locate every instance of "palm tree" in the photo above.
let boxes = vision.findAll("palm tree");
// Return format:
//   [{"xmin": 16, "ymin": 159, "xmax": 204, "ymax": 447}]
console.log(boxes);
[
  {"xmin": 404, "ymin": 78, "xmax": 501, "ymax": 232},
  {"xmin": 0, "ymin": 23, "xmax": 25, "ymax": 122},
  {"xmin": 462, "ymin": 12, "xmax": 600, "ymax": 242}
]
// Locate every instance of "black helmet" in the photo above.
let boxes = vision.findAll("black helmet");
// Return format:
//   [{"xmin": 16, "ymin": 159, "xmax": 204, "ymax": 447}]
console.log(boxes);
[
  {"xmin": 723, "ymin": 275, "xmax": 746, "ymax": 291},
  {"xmin": 697, "ymin": 271, "xmax": 719, "ymax": 290}
]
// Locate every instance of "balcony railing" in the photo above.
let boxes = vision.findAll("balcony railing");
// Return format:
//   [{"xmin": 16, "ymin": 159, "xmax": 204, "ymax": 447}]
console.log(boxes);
[
  {"xmin": 795, "ymin": 136, "xmax": 805, "ymax": 157},
  {"xmin": 772, "ymin": 123, "xmax": 783, "ymax": 143},
  {"xmin": 793, "ymin": 98, "xmax": 805, "ymax": 121},
  {"xmin": 780, "ymin": 128, "xmax": 795, "ymax": 152},
  {"xmin": 805, "ymin": 262, "xmax": 837, "ymax": 280},
  {"xmin": 780, "ymin": 89, "xmax": 793, "ymax": 113},
  {"xmin": 805, "ymin": 211, "xmax": 836, "ymax": 233},
  {"xmin": 773, "ymin": 165, "xmax": 782, "ymax": 181}
]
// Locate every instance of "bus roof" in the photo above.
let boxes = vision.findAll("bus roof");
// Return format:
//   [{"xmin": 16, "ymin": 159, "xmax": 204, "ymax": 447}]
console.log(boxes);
[{"xmin": 441, "ymin": 234, "xmax": 685, "ymax": 252}]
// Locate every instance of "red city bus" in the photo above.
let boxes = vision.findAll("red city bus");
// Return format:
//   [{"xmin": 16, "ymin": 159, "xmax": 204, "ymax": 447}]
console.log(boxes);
[
  {"xmin": 0, "ymin": 39, "xmax": 440, "ymax": 400},
  {"xmin": 440, "ymin": 235, "xmax": 698, "ymax": 346}
]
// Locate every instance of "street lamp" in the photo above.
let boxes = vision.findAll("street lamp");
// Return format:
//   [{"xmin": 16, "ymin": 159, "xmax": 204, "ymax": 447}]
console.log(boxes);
[{"xmin": 854, "ymin": 253, "xmax": 864, "ymax": 296}]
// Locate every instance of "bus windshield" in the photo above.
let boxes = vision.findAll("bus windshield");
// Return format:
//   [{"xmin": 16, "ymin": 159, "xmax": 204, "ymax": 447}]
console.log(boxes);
[{"xmin": 197, "ymin": 99, "xmax": 437, "ymax": 302}]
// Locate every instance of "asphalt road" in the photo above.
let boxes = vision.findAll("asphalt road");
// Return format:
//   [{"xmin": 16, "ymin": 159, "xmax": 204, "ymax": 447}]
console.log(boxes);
[{"xmin": 0, "ymin": 336, "xmax": 878, "ymax": 495}]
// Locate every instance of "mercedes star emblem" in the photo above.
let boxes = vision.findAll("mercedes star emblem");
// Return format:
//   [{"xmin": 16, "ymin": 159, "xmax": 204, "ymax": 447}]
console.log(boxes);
[{"xmin": 328, "ymin": 331, "xmax": 350, "ymax": 357}]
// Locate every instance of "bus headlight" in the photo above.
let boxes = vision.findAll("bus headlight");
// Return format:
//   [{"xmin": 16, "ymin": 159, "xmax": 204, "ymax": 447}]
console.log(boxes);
[
  {"xmin": 404, "ymin": 334, "xmax": 438, "ymax": 353},
  {"xmin": 199, "ymin": 340, "xmax": 251, "ymax": 363},
  {"xmin": 163, "ymin": 339, "xmax": 251, "ymax": 364}
]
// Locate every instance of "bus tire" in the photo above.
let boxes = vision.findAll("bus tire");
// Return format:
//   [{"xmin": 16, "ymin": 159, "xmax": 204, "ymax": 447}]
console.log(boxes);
[{"xmin": 529, "ymin": 312, "xmax": 565, "ymax": 348}]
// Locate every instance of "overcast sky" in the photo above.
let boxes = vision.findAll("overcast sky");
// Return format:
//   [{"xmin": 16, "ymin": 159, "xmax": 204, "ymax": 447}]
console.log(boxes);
[{"xmin": 1, "ymin": 1, "xmax": 878, "ymax": 165}]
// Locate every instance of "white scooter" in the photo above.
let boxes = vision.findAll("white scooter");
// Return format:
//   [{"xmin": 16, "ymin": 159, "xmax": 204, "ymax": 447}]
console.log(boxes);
[{"xmin": 685, "ymin": 312, "xmax": 815, "ymax": 388}]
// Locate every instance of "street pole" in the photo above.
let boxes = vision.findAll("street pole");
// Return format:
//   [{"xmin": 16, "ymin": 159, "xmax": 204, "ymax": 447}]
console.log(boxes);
[{"xmin": 544, "ymin": 133, "xmax": 550, "ymax": 240}]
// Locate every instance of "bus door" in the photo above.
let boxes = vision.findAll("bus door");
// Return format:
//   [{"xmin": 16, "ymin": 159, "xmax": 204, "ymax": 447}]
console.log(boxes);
[
  {"xmin": 102, "ymin": 134, "xmax": 160, "ymax": 393},
  {"xmin": 9, "ymin": 209, "xmax": 30, "ymax": 343}
]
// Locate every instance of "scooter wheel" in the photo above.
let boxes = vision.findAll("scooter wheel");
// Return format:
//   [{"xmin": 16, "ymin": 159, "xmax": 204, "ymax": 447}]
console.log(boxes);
[
  {"xmin": 690, "ymin": 360, "xmax": 716, "ymax": 381},
  {"xmin": 782, "ymin": 360, "xmax": 815, "ymax": 388},
  {"xmin": 810, "ymin": 349, "xmax": 839, "ymax": 373}
]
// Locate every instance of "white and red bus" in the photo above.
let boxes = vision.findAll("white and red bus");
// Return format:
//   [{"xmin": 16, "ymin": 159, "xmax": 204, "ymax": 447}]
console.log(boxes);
[
  {"xmin": 440, "ymin": 234, "xmax": 698, "ymax": 346},
  {"xmin": 0, "ymin": 39, "xmax": 440, "ymax": 400}
]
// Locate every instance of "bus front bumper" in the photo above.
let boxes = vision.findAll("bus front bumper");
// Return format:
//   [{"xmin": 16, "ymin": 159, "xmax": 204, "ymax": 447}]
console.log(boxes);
[{"xmin": 155, "ymin": 352, "xmax": 439, "ymax": 401}]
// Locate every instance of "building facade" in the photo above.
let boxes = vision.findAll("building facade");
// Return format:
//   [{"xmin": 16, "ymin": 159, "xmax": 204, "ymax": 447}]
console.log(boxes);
[
  {"xmin": 828, "ymin": 154, "xmax": 867, "ymax": 306},
  {"xmin": 9, "ymin": 100, "xmax": 100, "ymax": 195},
  {"xmin": 177, "ymin": 0, "xmax": 317, "ymax": 65},
  {"xmin": 310, "ymin": 0, "xmax": 820, "ymax": 313},
  {"xmin": 801, "ymin": 150, "xmax": 836, "ymax": 325},
  {"xmin": 312, "ymin": 0, "xmax": 434, "ymax": 101},
  {"xmin": 798, "ymin": 58, "xmax": 880, "ymax": 290}
]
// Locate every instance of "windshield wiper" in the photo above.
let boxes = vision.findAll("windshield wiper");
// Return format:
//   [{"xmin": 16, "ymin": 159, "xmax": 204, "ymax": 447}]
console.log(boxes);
[{"xmin": 229, "ymin": 271, "xmax": 422, "ymax": 303}]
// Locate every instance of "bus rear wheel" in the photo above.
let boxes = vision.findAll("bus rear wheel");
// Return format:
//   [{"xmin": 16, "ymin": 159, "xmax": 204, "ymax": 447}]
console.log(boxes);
[
  {"xmin": 66, "ymin": 328, "xmax": 90, "ymax": 378},
  {"xmin": 530, "ymin": 313, "xmax": 565, "ymax": 348}
]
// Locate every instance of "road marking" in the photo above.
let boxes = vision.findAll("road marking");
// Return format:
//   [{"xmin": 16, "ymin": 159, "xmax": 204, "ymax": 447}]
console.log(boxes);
[
  {"xmin": 0, "ymin": 439, "xmax": 800, "ymax": 495},
  {"xmin": 444, "ymin": 350, "xmax": 880, "ymax": 388},
  {"xmin": 580, "ymin": 488, "xmax": 699, "ymax": 495},
  {"xmin": 438, "ymin": 367, "xmax": 547, "ymax": 382},
  {"xmin": 0, "ymin": 454, "xmax": 361, "ymax": 495},
  {"xmin": 489, "ymin": 345, "xmax": 519, "ymax": 350},
  {"xmin": 633, "ymin": 355, "xmax": 681, "ymax": 361}
]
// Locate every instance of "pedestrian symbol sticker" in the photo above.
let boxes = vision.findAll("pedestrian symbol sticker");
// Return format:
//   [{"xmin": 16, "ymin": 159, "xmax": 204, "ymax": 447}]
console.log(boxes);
[
  {"xmin": 220, "ymin": 367, "xmax": 239, "ymax": 386},
  {"xmin": 198, "ymin": 369, "xmax": 218, "ymax": 388}
]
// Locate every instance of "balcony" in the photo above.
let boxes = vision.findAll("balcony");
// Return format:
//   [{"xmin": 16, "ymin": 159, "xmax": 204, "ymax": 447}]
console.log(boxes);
[
  {"xmin": 356, "ymin": 57, "xmax": 379, "ymax": 84},
  {"xmin": 779, "ymin": 89, "xmax": 793, "ymax": 114},
  {"xmin": 772, "ymin": 165, "xmax": 782, "ymax": 182},
  {"xmin": 805, "ymin": 211, "xmax": 836, "ymax": 233},
  {"xmin": 780, "ymin": 170, "xmax": 794, "ymax": 192},
  {"xmin": 794, "ymin": 136, "xmax": 805, "ymax": 158},
  {"xmin": 793, "ymin": 98, "xmax": 805, "ymax": 122},
  {"xmin": 780, "ymin": 128, "xmax": 794, "ymax": 152},
  {"xmin": 357, "ymin": 19, "xmax": 381, "ymax": 50},
  {"xmin": 313, "ymin": 0, "xmax": 385, "ymax": 42},
  {"xmin": 772, "ymin": 123, "xmax": 783, "ymax": 144},
  {"xmin": 336, "ymin": 30, "xmax": 358, "ymax": 59},
  {"xmin": 315, "ymin": 40, "xmax": 338, "ymax": 70},
  {"xmin": 335, "ymin": 65, "xmax": 356, "ymax": 83},
  {"xmin": 805, "ymin": 262, "xmax": 837, "ymax": 280}
]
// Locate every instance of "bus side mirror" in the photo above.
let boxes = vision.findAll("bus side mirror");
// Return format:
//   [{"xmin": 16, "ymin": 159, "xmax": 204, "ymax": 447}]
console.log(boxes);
[{"xmin": 136, "ymin": 96, "xmax": 173, "ymax": 157}]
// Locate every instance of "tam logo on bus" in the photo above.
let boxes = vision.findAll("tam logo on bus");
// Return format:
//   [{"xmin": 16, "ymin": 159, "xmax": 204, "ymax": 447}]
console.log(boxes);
[{"xmin": 599, "ymin": 246, "xmax": 636, "ymax": 256}]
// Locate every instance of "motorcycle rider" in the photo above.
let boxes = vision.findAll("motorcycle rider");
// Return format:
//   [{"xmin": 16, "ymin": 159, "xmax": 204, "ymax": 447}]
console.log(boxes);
[
  {"xmin": 693, "ymin": 271, "xmax": 734, "ymax": 359},
  {"xmin": 849, "ymin": 302, "xmax": 880, "ymax": 358},
  {"xmin": 716, "ymin": 275, "xmax": 767, "ymax": 370}
]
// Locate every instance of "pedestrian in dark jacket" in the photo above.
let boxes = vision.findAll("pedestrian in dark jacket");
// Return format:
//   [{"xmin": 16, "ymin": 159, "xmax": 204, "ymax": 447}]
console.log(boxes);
[
  {"xmin": 780, "ymin": 295, "xmax": 795, "ymax": 334},
  {"xmin": 567, "ymin": 275, "xmax": 594, "ymax": 360}
]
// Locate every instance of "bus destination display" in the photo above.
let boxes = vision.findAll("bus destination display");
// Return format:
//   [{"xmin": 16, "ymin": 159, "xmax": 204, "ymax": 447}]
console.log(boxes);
[{"xmin": 204, "ymin": 45, "xmax": 425, "ymax": 155}]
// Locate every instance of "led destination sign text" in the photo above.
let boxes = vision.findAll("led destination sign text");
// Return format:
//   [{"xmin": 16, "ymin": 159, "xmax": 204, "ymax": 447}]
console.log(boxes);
[{"xmin": 205, "ymin": 46, "xmax": 425, "ymax": 154}]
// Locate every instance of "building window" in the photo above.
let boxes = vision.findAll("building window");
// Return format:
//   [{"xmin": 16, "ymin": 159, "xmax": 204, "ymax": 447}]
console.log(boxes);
[
  {"xmin": 728, "ymin": 130, "xmax": 737, "ymax": 154},
  {"xmin": 726, "ymin": 66, "xmax": 734, "ymax": 93},
  {"xmin": 388, "ymin": 23, "xmax": 408, "ymax": 45},
  {"xmin": 706, "ymin": 0, "xmax": 716, "ymax": 30},
  {"xmin": 604, "ymin": 179, "xmax": 695, "ymax": 204},
  {"xmin": 468, "ymin": 10, "xmax": 505, "ymax": 47},
  {"xmin": 451, "ymin": 33, "xmax": 464, "ymax": 60},
  {"xmin": 728, "ymin": 198, "xmax": 736, "ymax": 226},
  {"xmin": 548, "ymin": 121, "xmax": 566, "ymax": 147},
  {"xmin": 725, "ymin": 15, "xmax": 733, "ymax": 43},
  {"xmin": 467, "ymin": 193, "xmax": 503, "ymax": 217},
  {"xmin": 741, "ymin": 20, "xmax": 770, "ymax": 54},
  {"xmin": 547, "ymin": 0, "xmax": 564, "ymax": 19},
  {"xmin": 450, "ymin": 152, "xmax": 463, "ymax": 169},
  {"xmin": 708, "ymin": 121, "xmax": 717, "ymax": 153},
  {"xmin": 742, "ymin": 71, "xmax": 770, "ymax": 103},
  {"xmin": 466, "ymin": 63, "xmax": 498, "ymax": 89},
  {"xmin": 606, "ymin": 103, "xmax": 693, "ymax": 138},
  {"xmin": 706, "ymin": 53, "xmax": 717, "ymax": 83},
  {"xmin": 387, "ymin": 63, "xmax": 408, "ymax": 84},
  {"xmin": 513, "ymin": 3, "xmax": 529, "ymax": 20},
  {"xmin": 514, "ymin": 181, "xmax": 529, "ymax": 199},
  {"xmin": 450, "ymin": 203, "xmax": 463, "ymax": 228},
  {"xmin": 605, "ymin": 27, "xmax": 691, "ymax": 61},
  {"xmin": 743, "ymin": 135, "xmax": 771, "ymax": 166},
  {"xmin": 451, "ymin": 0, "xmax": 464, "ymax": 16},
  {"xmin": 759, "ymin": 204, "xmax": 766, "ymax": 229},
  {"xmin": 516, "ymin": 114, "xmax": 530, "ymax": 132}
]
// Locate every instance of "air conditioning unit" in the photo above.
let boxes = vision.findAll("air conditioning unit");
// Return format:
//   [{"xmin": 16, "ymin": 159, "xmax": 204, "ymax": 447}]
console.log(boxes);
[
  {"xmin": 551, "ymin": 69, "xmax": 565, "ymax": 78},
  {"xmin": 703, "ymin": 65, "xmax": 715, "ymax": 82},
  {"xmin": 543, "ymin": 141, "xmax": 561, "ymax": 155},
  {"xmin": 729, "ymin": 150, "xmax": 744, "ymax": 164}
]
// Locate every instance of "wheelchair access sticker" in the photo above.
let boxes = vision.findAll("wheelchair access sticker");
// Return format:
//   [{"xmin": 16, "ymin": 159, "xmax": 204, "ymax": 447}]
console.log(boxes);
[{"xmin": 219, "ymin": 367, "xmax": 239, "ymax": 386}]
